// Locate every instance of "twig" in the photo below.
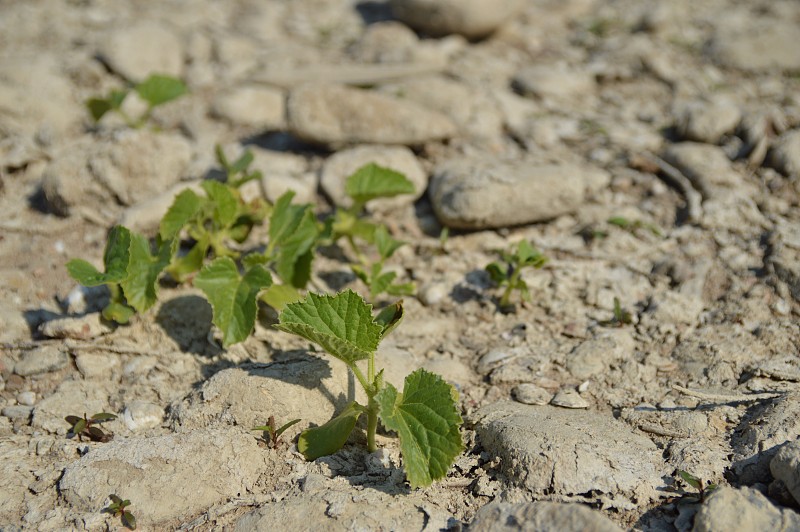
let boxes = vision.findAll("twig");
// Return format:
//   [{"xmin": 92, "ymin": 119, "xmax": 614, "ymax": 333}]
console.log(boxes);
[
  {"xmin": 64, "ymin": 341, "xmax": 171, "ymax": 357},
  {"xmin": 638, "ymin": 422, "xmax": 687, "ymax": 439},
  {"xmin": 671, "ymin": 384, "xmax": 783, "ymax": 402},
  {"xmin": 632, "ymin": 153, "xmax": 703, "ymax": 223}
]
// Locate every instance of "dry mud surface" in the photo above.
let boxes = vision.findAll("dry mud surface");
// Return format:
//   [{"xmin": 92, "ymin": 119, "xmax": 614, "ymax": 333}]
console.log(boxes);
[{"xmin": 1, "ymin": 0, "xmax": 800, "ymax": 530}]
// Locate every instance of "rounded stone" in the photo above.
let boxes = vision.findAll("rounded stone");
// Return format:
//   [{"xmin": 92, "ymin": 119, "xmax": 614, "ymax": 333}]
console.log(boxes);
[
  {"xmin": 390, "ymin": 0, "xmax": 525, "ymax": 39},
  {"xmin": 512, "ymin": 383, "xmax": 552, "ymax": 406}
]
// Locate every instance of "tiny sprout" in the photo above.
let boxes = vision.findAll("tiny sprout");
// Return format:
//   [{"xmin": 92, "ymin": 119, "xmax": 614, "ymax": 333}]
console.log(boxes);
[
  {"xmin": 86, "ymin": 74, "xmax": 187, "ymax": 129},
  {"xmin": 252, "ymin": 416, "xmax": 301, "ymax": 448},
  {"xmin": 600, "ymin": 297, "xmax": 633, "ymax": 327},
  {"xmin": 105, "ymin": 494, "xmax": 136, "ymax": 530},
  {"xmin": 607, "ymin": 216, "xmax": 662, "ymax": 237},
  {"xmin": 485, "ymin": 241, "xmax": 547, "ymax": 311},
  {"xmin": 65, "ymin": 412, "xmax": 117, "ymax": 442},
  {"xmin": 677, "ymin": 470, "xmax": 718, "ymax": 503}
]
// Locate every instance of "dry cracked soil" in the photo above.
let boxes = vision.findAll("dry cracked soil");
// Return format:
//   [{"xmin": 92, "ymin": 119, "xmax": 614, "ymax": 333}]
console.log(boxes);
[{"xmin": 1, "ymin": 0, "xmax": 800, "ymax": 530}]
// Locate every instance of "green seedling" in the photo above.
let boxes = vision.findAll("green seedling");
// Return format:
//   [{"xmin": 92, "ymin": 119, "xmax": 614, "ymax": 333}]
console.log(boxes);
[
  {"xmin": 87, "ymin": 74, "xmax": 187, "ymax": 128},
  {"xmin": 252, "ymin": 416, "xmax": 301, "ymax": 448},
  {"xmin": 104, "ymin": 494, "xmax": 136, "ymax": 530},
  {"xmin": 486, "ymin": 241, "xmax": 548, "ymax": 311},
  {"xmin": 65, "ymin": 412, "xmax": 117, "ymax": 442},
  {"xmin": 607, "ymin": 216, "xmax": 662, "ymax": 237},
  {"xmin": 67, "ymin": 226, "xmax": 174, "ymax": 324},
  {"xmin": 677, "ymin": 470, "xmax": 718, "ymax": 503},
  {"xmin": 600, "ymin": 297, "xmax": 634, "ymax": 327},
  {"xmin": 351, "ymin": 225, "xmax": 415, "ymax": 300},
  {"xmin": 215, "ymin": 145, "xmax": 263, "ymax": 188},
  {"xmin": 277, "ymin": 290, "xmax": 463, "ymax": 488}
]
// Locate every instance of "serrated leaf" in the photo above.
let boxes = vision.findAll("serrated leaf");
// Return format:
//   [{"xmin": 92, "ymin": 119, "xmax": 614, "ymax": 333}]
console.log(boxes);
[
  {"xmin": 67, "ymin": 226, "xmax": 132, "ymax": 286},
  {"xmin": 370, "ymin": 270, "xmax": 397, "ymax": 299},
  {"xmin": 276, "ymin": 290, "xmax": 382, "ymax": 364},
  {"xmin": 160, "ymin": 189, "xmax": 203, "ymax": 240},
  {"xmin": 376, "ymin": 368, "xmax": 463, "ymax": 489},
  {"xmin": 134, "ymin": 74, "xmax": 187, "ymax": 107},
  {"xmin": 374, "ymin": 300, "xmax": 404, "ymax": 340},
  {"xmin": 344, "ymin": 163, "xmax": 415, "ymax": 207},
  {"xmin": 120, "ymin": 235, "xmax": 174, "ymax": 313},
  {"xmin": 91, "ymin": 413, "xmax": 117, "ymax": 422},
  {"xmin": 102, "ymin": 301, "xmax": 135, "ymax": 324},
  {"xmin": 298, "ymin": 402, "xmax": 364, "ymax": 460},
  {"xmin": 260, "ymin": 283, "xmax": 302, "ymax": 312},
  {"xmin": 374, "ymin": 225, "xmax": 404, "ymax": 260},
  {"xmin": 194, "ymin": 258, "xmax": 272, "ymax": 347},
  {"xmin": 269, "ymin": 192, "xmax": 318, "ymax": 287},
  {"xmin": 121, "ymin": 511, "xmax": 136, "ymax": 530},
  {"xmin": 679, "ymin": 470, "xmax": 702, "ymax": 490},
  {"xmin": 202, "ymin": 180, "xmax": 239, "ymax": 229}
]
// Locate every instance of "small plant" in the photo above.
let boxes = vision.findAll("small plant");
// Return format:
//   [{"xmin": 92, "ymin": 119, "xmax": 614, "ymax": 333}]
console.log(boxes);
[
  {"xmin": 87, "ymin": 74, "xmax": 187, "ymax": 128},
  {"xmin": 607, "ymin": 216, "xmax": 662, "ymax": 237},
  {"xmin": 65, "ymin": 412, "xmax": 117, "ymax": 442},
  {"xmin": 485, "ymin": 241, "xmax": 548, "ymax": 311},
  {"xmin": 677, "ymin": 470, "xmax": 718, "ymax": 503},
  {"xmin": 277, "ymin": 290, "xmax": 463, "ymax": 488},
  {"xmin": 600, "ymin": 297, "xmax": 634, "ymax": 327},
  {"xmin": 252, "ymin": 416, "xmax": 301, "ymax": 448},
  {"xmin": 104, "ymin": 494, "xmax": 136, "ymax": 530}
]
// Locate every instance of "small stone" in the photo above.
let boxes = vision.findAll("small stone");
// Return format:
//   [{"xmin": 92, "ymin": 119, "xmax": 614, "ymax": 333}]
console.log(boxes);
[
  {"xmin": 644, "ymin": 291, "xmax": 705, "ymax": 327},
  {"xmin": 550, "ymin": 389, "xmax": 589, "ymax": 409},
  {"xmin": 212, "ymin": 85, "xmax": 286, "ymax": 129},
  {"xmin": 429, "ymin": 157, "xmax": 609, "ymax": 229},
  {"xmin": 390, "ymin": 0, "xmax": 525, "ymax": 39},
  {"xmin": 39, "ymin": 314, "xmax": 112, "ymax": 340},
  {"xmin": 675, "ymin": 98, "xmax": 741, "ymax": 143},
  {"xmin": 98, "ymin": 21, "xmax": 184, "ymax": 81},
  {"xmin": 663, "ymin": 142, "xmax": 739, "ymax": 192},
  {"xmin": 770, "ymin": 130, "xmax": 800, "ymax": 177},
  {"xmin": 14, "ymin": 346, "xmax": 68, "ymax": 377},
  {"xmin": 771, "ymin": 440, "xmax": 800, "ymax": 506},
  {"xmin": 122, "ymin": 401, "xmax": 164, "ymax": 431},
  {"xmin": 566, "ymin": 332, "xmax": 635, "ymax": 380},
  {"xmin": 513, "ymin": 63, "xmax": 596, "ymax": 103},
  {"xmin": 287, "ymin": 84, "xmax": 456, "ymax": 146},
  {"xmin": 16, "ymin": 391, "xmax": 36, "ymax": 406},
  {"xmin": 512, "ymin": 383, "xmax": 552, "ymax": 406},
  {"xmin": 2, "ymin": 405, "xmax": 33, "ymax": 422},
  {"xmin": 75, "ymin": 353, "xmax": 119, "ymax": 379},
  {"xmin": 419, "ymin": 283, "xmax": 448, "ymax": 306},
  {"xmin": 320, "ymin": 145, "xmax": 426, "ymax": 211},
  {"xmin": 469, "ymin": 501, "xmax": 623, "ymax": 532},
  {"xmin": 710, "ymin": 17, "xmax": 800, "ymax": 72},
  {"xmin": 477, "ymin": 349, "xmax": 515, "ymax": 375},
  {"xmin": 692, "ymin": 487, "xmax": 800, "ymax": 531}
]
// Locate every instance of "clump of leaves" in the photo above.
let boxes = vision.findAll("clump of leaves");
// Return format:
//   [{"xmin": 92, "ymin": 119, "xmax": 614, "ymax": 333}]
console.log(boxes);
[
  {"xmin": 600, "ymin": 297, "xmax": 634, "ymax": 327},
  {"xmin": 277, "ymin": 290, "xmax": 463, "ymax": 488},
  {"xmin": 329, "ymin": 164, "xmax": 416, "ymax": 300},
  {"xmin": 485, "ymin": 241, "xmax": 548, "ymax": 311},
  {"xmin": 252, "ymin": 416, "xmax": 301, "ymax": 449},
  {"xmin": 607, "ymin": 216, "xmax": 662, "ymax": 237},
  {"xmin": 87, "ymin": 74, "xmax": 187, "ymax": 128},
  {"xmin": 215, "ymin": 145, "xmax": 263, "ymax": 188},
  {"xmin": 65, "ymin": 412, "xmax": 117, "ymax": 442},
  {"xmin": 677, "ymin": 470, "xmax": 718, "ymax": 503},
  {"xmin": 104, "ymin": 494, "xmax": 136, "ymax": 530}
]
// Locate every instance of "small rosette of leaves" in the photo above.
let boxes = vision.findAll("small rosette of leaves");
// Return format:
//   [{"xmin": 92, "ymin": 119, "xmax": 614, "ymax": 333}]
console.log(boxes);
[
  {"xmin": 485, "ymin": 240, "xmax": 547, "ymax": 310},
  {"xmin": 86, "ymin": 73, "xmax": 187, "ymax": 128},
  {"xmin": 678, "ymin": 470, "xmax": 718, "ymax": 503},
  {"xmin": 105, "ymin": 494, "xmax": 136, "ymax": 530},
  {"xmin": 65, "ymin": 412, "xmax": 117, "ymax": 442},
  {"xmin": 216, "ymin": 145, "xmax": 263, "ymax": 188},
  {"xmin": 252, "ymin": 416, "xmax": 301, "ymax": 448}
]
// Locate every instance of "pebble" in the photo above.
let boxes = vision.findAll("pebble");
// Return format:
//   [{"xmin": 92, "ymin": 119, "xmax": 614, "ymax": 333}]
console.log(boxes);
[
  {"xmin": 674, "ymin": 97, "xmax": 741, "ymax": 143},
  {"xmin": 320, "ymin": 145, "xmax": 426, "ymax": 212},
  {"xmin": 39, "ymin": 314, "xmax": 112, "ymax": 340},
  {"xmin": 390, "ymin": 0, "xmax": 525, "ymax": 39},
  {"xmin": 477, "ymin": 349, "xmax": 516, "ymax": 375},
  {"xmin": 98, "ymin": 21, "xmax": 185, "ymax": 81},
  {"xmin": 2, "ymin": 405, "xmax": 33, "ymax": 422},
  {"xmin": 513, "ymin": 63, "xmax": 596, "ymax": 103},
  {"xmin": 692, "ymin": 487, "xmax": 800, "ymax": 531},
  {"xmin": 14, "ymin": 346, "xmax": 68, "ymax": 377},
  {"xmin": 286, "ymin": 84, "xmax": 456, "ymax": 146},
  {"xmin": 662, "ymin": 142, "xmax": 739, "ymax": 192},
  {"xmin": 418, "ymin": 282, "xmax": 448, "ymax": 306},
  {"xmin": 550, "ymin": 389, "xmax": 589, "ymax": 409},
  {"xmin": 769, "ymin": 130, "xmax": 800, "ymax": 177},
  {"xmin": 429, "ymin": 157, "xmax": 609, "ymax": 229},
  {"xmin": 211, "ymin": 85, "xmax": 286, "ymax": 129},
  {"xmin": 512, "ymin": 383, "xmax": 552, "ymax": 406},
  {"xmin": 16, "ymin": 391, "xmax": 36, "ymax": 406},
  {"xmin": 469, "ymin": 500, "xmax": 623, "ymax": 532},
  {"xmin": 710, "ymin": 17, "xmax": 800, "ymax": 72},
  {"xmin": 771, "ymin": 440, "xmax": 800, "ymax": 506},
  {"xmin": 122, "ymin": 401, "xmax": 164, "ymax": 431},
  {"xmin": 75, "ymin": 353, "xmax": 119, "ymax": 379}
]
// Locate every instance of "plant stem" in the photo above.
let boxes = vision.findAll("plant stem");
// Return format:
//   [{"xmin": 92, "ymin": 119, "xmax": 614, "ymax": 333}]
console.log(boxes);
[{"xmin": 366, "ymin": 396, "xmax": 378, "ymax": 452}]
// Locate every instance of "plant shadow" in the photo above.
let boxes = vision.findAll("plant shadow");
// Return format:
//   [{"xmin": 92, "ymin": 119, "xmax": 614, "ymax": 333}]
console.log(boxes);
[{"xmin": 156, "ymin": 295, "xmax": 218, "ymax": 356}]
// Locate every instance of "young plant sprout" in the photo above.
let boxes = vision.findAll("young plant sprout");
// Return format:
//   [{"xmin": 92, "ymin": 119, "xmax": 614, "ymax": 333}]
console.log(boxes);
[
  {"xmin": 678, "ymin": 470, "xmax": 718, "ymax": 503},
  {"xmin": 86, "ymin": 74, "xmax": 187, "ymax": 129},
  {"xmin": 65, "ymin": 412, "xmax": 117, "ymax": 442},
  {"xmin": 485, "ymin": 240, "xmax": 547, "ymax": 311},
  {"xmin": 104, "ymin": 494, "xmax": 136, "ymax": 530},
  {"xmin": 252, "ymin": 416, "xmax": 301, "ymax": 449}
]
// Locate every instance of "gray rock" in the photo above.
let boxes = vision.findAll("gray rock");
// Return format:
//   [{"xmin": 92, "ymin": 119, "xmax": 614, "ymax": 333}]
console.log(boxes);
[
  {"xmin": 512, "ymin": 383, "xmax": 552, "ymax": 406},
  {"xmin": 675, "ymin": 98, "xmax": 741, "ymax": 143},
  {"xmin": 474, "ymin": 402, "xmax": 663, "ymax": 507},
  {"xmin": 692, "ymin": 487, "xmax": 800, "ymax": 532},
  {"xmin": 390, "ymin": 0, "xmax": 525, "ymax": 39},
  {"xmin": 122, "ymin": 401, "xmax": 164, "ymax": 431},
  {"xmin": 429, "ymin": 157, "xmax": 609, "ymax": 229},
  {"xmin": 768, "ymin": 220, "xmax": 800, "ymax": 303},
  {"xmin": 513, "ymin": 64, "xmax": 596, "ymax": 103},
  {"xmin": 38, "ymin": 314, "xmax": 113, "ymax": 340},
  {"xmin": 16, "ymin": 391, "xmax": 36, "ymax": 406},
  {"xmin": 60, "ymin": 427, "xmax": 265, "ymax": 527},
  {"xmin": 770, "ymin": 130, "xmax": 800, "ymax": 177},
  {"xmin": 710, "ymin": 17, "xmax": 800, "ymax": 72},
  {"xmin": 732, "ymin": 393, "xmax": 800, "ymax": 484},
  {"xmin": 2, "ymin": 405, "xmax": 33, "ymax": 422},
  {"xmin": 550, "ymin": 389, "xmax": 589, "ymax": 409},
  {"xmin": 663, "ymin": 142, "xmax": 738, "ymax": 194},
  {"xmin": 99, "ymin": 21, "xmax": 184, "ymax": 81},
  {"xmin": 469, "ymin": 500, "xmax": 623, "ymax": 532},
  {"xmin": 235, "ymin": 485, "xmax": 450, "ymax": 531},
  {"xmin": 13, "ymin": 346, "xmax": 68, "ymax": 377},
  {"xmin": 75, "ymin": 353, "xmax": 119, "ymax": 379},
  {"xmin": 320, "ymin": 145, "xmax": 426, "ymax": 211},
  {"xmin": 566, "ymin": 331, "xmax": 635, "ymax": 380},
  {"xmin": 211, "ymin": 85, "xmax": 286, "ymax": 129},
  {"xmin": 286, "ymin": 84, "xmax": 456, "ymax": 146},
  {"xmin": 771, "ymin": 440, "xmax": 800, "ymax": 506}
]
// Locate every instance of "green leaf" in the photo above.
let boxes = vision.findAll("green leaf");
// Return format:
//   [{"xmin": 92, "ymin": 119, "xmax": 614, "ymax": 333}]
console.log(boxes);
[
  {"xmin": 160, "ymin": 189, "xmax": 203, "ymax": 240},
  {"xmin": 260, "ymin": 283, "xmax": 303, "ymax": 311},
  {"xmin": 275, "ymin": 418, "xmax": 302, "ymax": 438},
  {"xmin": 298, "ymin": 402, "xmax": 364, "ymax": 460},
  {"xmin": 134, "ymin": 74, "xmax": 187, "ymax": 107},
  {"xmin": 102, "ymin": 301, "xmax": 135, "ymax": 324},
  {"xmin": 269, "ymin": 192, "xmax": 319, "ymax": 287},
  {"xmin": 167, "ymin": 236, "xmax": 209, "ymax": 282},
  {"xmin": 90, "ymin": 413, "xmax": 117, "ymax": 422},
  {"xmin": 86, "ymin": 98, "xmax": 113, "ymax": 122},
  {"xmin": 374, "ymin": 300, "xmax": 404, "ymax": 340},
  {"xmin": 72, "ymin": 418, "xmax": 87, "ymax": 434},
  {"xmin": 194, "ymin": 257, "xmax": 273, "ymax": 347},
  {"xmin": 679, "ymin": 470, "xmax": 702, "ymax": 490},
  {"xmin": 67, "ymin": 226, "xmax": 132, "ymax": 286},
  {"xmin": 374, "ymin": 225, "xmax": 404, "ymax": 260},
  {"xmin": 121, "ymin": 510, "xmax": 136, "ymax": 530},
  {"xmin": 370, "ymin": 270, "xmax": 397, "ymax": 299},
  {"xmin": 202, "ymin": 180, "xmax": 239, "ymax": 229},
  {"xmin": 517, "ymin": 241, "xmax": 547, "ymax": 268},
  {"xmin": 109, "ymin": 494, "xmax": 123, "ymax": 506},
  {"xmin": 345, "ymin": 163, "xmax": 415, "ymax": 207},
  {"xmin": 376, "ymin": 368, "xmax": 463, "ymax": 489},
  {"xmin": 485, "ymin": 262, "xmax": 508, "ymax": 285},
  {"xmin": 276, "ymin": 290, "xmax": 382, "ymax": 364},
  {"xmin": 230, "ymin": 150, "xmax": 254, "ymax": 176},
  {"xmin": 386, "ymin": 281, "xmax": 415, "ymax": 297},
  {"xmin": 120, "ymin": 234, "xmax": 174, "ymax": 313}
]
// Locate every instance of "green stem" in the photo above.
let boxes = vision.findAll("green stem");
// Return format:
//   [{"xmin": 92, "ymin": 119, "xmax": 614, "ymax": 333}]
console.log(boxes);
[
  {"xmin": 501, "ymin": 263, "xmax": 521, "ymax": 307},
  {"xmin": 346, "ymin": 234, "xmax": 369, "ymax": 266},
  {"xmin": 350, "ymin": 363, "xmax": 371, "ymax": 395},
  {"xmin": 366, "ymin": 396, "xmax": 379, "ymax": 452}
]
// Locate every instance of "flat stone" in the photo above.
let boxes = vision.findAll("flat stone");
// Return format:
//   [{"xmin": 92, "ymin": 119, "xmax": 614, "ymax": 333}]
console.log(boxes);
[
  {"xmin": 122, "ymin": 401, "xmax": 164, "ymax": 431},
  {"xmin": 771, "ymin": 440, "xmax": 800, "ymax": 506},
  {"xmin": 692, "ymin": 487, "xmax": 800, "ymax": 532},
  {"xmin": 550, "ymin": 389, "xmax": 589, "ymax": 409},
  {"xmin": 2, "ymin": 405, "xmax": 33, "ymax": 422},
  {"xmin": 513, "ymin": 64, "xmax": 596, "ymax": 102},
  {"xmin": 211, "ymin": 85, "xmax": 286, "ymax": 129},
  {"xmin": 469, "ymin": 500, "xmax": 623, "ymax": 532},
  {"xmin": 254, "ymin": 62, "xmax": 445, "ymax": 89},
  {"xmin": 390, "ymin": 0, "xmax": 525, "ymax": 39},
  {"xmin": 674, "ymin": 97, "xmax": 741, "ymax": 143},
  {"xmin": 75, "ymin": 353, "xmax": 120, "ymax": 379},
  {"xmin": 98, "ymin": 21, "xmax": 184, "ymax": 81},
  {"xmin": 38, "ymin": 314, "xmax": 113, "ymax": 340},
  {"xmin": 320, "ymin": 145, "xmax": 426, "ymax": 211},
  {"xmin": 286, "ymin": 84, "xmax": 456, "ymax": 146},
  {"xmin": 512, "ymin": 383, "xmax": 552, "ymax": 406},
  {"xmin": 59, "ymin": 427, "xmax": 266, "ymax": 527},
  {"xmin": 710, "ymin": 17, "xmax": 800, "ymax": 72},
  {"xmin": 474, "ymin": 402, "xmax": 663, "ymax": 508},
  {"xmin": 663, "ymin": 142, "xmax": 739, "ymax": 193},
  {"xmin": 566, "ymin": 331, "xmax": 635, "ymax": 380},
  {"xmin": 14, "ymin": 346, "xmax": 68, "ymax": 377},
  {"xmin": 770, "ymin": 130, "xmax": 800, "ymax": 177},
  {"xmin": 429, "ymin": 157, "xmax": 609, "ymax": 229}
]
